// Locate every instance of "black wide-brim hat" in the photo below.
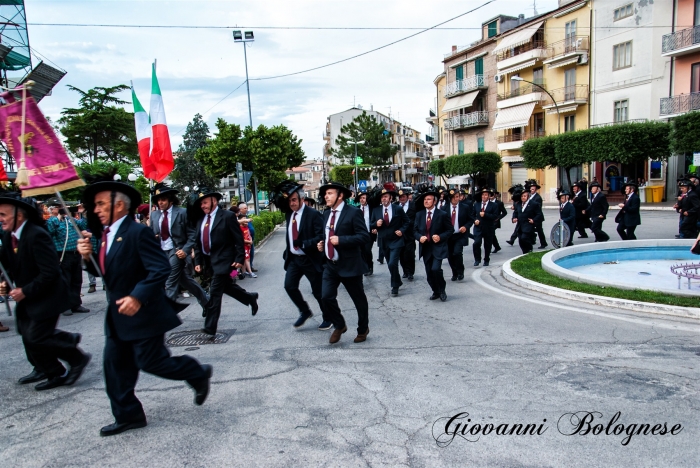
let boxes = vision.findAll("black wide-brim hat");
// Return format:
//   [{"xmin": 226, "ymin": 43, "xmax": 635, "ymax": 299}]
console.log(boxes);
[
  {"xmin": 0, "ymin": 193, "xmax": 44, "ymax": 226},
  {"xmin": 151, "ymin": 183, "xmax": 180, "ymax": 204},
  {"xmin": 378, "ymin": 188, "xmax": 398, "ymax": 198},
  {"xmin": 82, "ymin": 181, "xmax": 143, "ymax": 236},
  {"xmin": 557, "ymin": 190, "xmax": 571, "ymax": 198},
  {"xmin": 678, "ymin": 179, "xmax": 693, "ymax": 187},
  {"xmin": 319, "ymin": 182, "xmax": 352, "ymax": 201},
  {"xmin": 621, "ymin": 181, "xmax": 638, "ymax": 191},
  {"xmin": 589, "ymin": 181, "xmax": 601, "ymax": 189},
  {"xmin": 413, "ymin": 188, "xmax": 439, "ymax": 211},
  {"xmin": 354, "ymin": 191, "xmax": 369, "ymax": 203},
  {"xmin": 270, "ymin": 179, "xmax": 304, "ymax": 213},
  {"xmin": 525, "ymin": 179, "xmax": 541, "ymax": 190},
  {"xmin": 478, "ymin": 187, "xmax": 495, "ymax": 195}
]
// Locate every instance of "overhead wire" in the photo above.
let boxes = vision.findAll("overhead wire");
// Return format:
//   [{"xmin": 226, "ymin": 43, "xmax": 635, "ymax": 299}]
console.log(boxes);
[{"xmin": 171, "ymin": 79, "xmax": 247, "ymax": 135}]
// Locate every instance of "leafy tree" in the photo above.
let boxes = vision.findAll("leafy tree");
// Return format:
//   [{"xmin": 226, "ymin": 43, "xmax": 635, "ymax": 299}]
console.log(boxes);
[
  {"xmin": 58, "ymin": 85, "xmax": 138, "ymax": 164},
  {"xmin": 329, "ymin": 165, "xmax": 372, "ymax": 186},
  {"xmin": 444, "ymin": 154, "xmax": 470, "ymax": 177},
  {"xmin": 670, "ymin": 111, "xmax": 700, "ymax": 154},
  {"xmin": 429, "ymin": 159, "xmax": 446, "ymax": 177},
  {"xmin": 171, "ymin": 114, "xmax": 220, "ymax": 191},
  {"xmin": 468, "ymin": 152, "xmax": 502, "ymax": 189},
  {"xmin": 331, "ymin": 111, "xmax": 397, "ymax": 166},
  {"xmin": 522, "ymin": 136, "xmax": 557, "ymax": 170},
  {"xmin": 195, "ymin": 119, "xmax": 305, "ymax": 192}
]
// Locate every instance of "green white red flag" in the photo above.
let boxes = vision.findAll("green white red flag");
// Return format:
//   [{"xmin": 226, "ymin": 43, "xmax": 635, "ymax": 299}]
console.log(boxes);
[
  {"xmin": 148, "ymin": 63, "xmax": 174, "ymax": 182},
  {"xmin": 131, "ymin": 86, "xmax": 155, "ymax": 179}
]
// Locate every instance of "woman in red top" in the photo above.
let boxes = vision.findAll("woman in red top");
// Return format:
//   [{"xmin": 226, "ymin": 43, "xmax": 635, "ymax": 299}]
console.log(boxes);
[{"xmin": 229, "ymin": 206, "xmax": 256, "ymax": 278}]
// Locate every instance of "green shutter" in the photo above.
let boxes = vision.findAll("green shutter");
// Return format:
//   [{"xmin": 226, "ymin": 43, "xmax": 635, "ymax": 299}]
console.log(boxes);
[
  {"xmin": 488, "ymin": 21, "xmax": 497, "ymax": 38},
  {"xmin": 458, "ymin": 140, "xmax": 464, "ymax": 155},
  {"xmin": 474, "ymin": 57, "xmax": 483, "ymax": 77},
  {"xmin": 455, "ymin": 65, "xmax": 464, "ymax": 81},
  {"xmin": 477, "ymin": 137, "xmax": 485, "ymax": 153}
]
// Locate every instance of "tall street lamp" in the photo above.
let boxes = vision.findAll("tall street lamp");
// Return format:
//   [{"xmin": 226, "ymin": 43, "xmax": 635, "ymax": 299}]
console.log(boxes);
[
  {"xmin": 233, "ymin": 29, "xmax": 260, "ymax": 215},
  {"xmin": 349, "ymin": 140, "xmax": 365, "ymax": 192},
  {"xmin": 511, "ymin": 76, "xmax": 560, "ymax": 135}
]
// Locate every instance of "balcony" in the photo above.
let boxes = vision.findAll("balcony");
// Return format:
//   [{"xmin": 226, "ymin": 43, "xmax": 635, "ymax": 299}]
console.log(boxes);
[
  {"xmin": 496, "ymin": 40, "xmax": 547, "ymax": 73},
  {"xmin": 543, "ymin": 36, "xmax": 589, "ymax": 68},
  {"xmin": 660, "ymin": 92, "xmax": 700, "ymax": 117},
  {"xmin": 323, "ymin": 129, "xmax": 330, "ymax": 140},
  {"xmin": 496, "ymin": 83, "xmax": 545, "ymax": 109},
  {"xmin": 497, "ymin": 130, "xmax": 545, "ymax": 151},
  {"xmin": 662, "ymin": 25, "xmax": 700, "ymax": 57},
  {"xmin": 541, "ymin": 85, "xmax": 589, "ymax": 114},
  {"xmin": 444, "ymin": 111, "xmax": 489, "ymax": 131},
  {"xmin": 444, "ymin": 74, "xmax": 488, "ymax": 98},
  {"xmin": 405, "ymin": 152, "xmax": 420, "ymax": 159},
  {"xmin": 590, "ymin": 119, "xmax": 648, "ymax": 128}
]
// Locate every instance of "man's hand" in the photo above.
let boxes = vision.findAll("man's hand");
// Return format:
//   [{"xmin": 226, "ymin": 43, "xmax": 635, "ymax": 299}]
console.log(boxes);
[
  {"xmin": 598, "ymin": 215, "xmax": 604, "ymax": 219},
  {"xmin": 582, "ymin": 210, "xmax": 586, "ymax": 214},
  {"xmin": 420, "ymin": 236, "xmax": 428, "ymax": 244},
  {"xmin": 683, "ymin": 211, "xmax": 689, "ymax": 216},
  {"xmin": 395, "ymin": 230, "xmax": 402, "ymax": 237},
  {"xmin": 9, "ymin": 288, "xmax": 24, "ymax": 302},
  {"xmin": 329, "ymin": 235, "xmax": 339, "ymax": 246},
  {"xmin": 459, "ymin": 226, "xmax": 467, "ymax": 233},
  {"xmin": 195, "ymin": 265, "xmax": 202, "ymax": 273},
  {"xmin": 317, "ymin": 241, "xmax": 324, "ymax": 252},
  {"xmin": 376, "ymin": 219, "xmax": 383, "ymax": 227},
  {"xmin": 77, "ymin": 238, "xmax": 93, "ymax": 259},
  {"xmin": 175, "ymin": 249, "xmax": 186, "ymax": 259},
  {"xmin": 116, "ymin": 296, "xmax": 141, "ymax": 316},
  {"xmin": 618, "ymin": 203, "xmax": 625, "ymax": 208},
  {"xmin": 432, "ymin": 234, "xmax": 441, "ymax": 243},
  {"xmin": 231, "ymin": 262, "xmax": 243, "ymax": 269},
  {"xmin": 480, "ymin": 211, "xmax": 485, "ymax": 218},
  {"xmin": 512, "ymin": 218, "xmax": 517, "ymax": 224},
  {"xmin": 474, "ymin": 220, "xmax": 480, "ymax": 226},
  {"xmin": 371, "ymin": 229, "xmax": 377, "ymax": 234},
  {"xmin": 528, "ymin": 218, "xmax": 534, "ymax": 224}
]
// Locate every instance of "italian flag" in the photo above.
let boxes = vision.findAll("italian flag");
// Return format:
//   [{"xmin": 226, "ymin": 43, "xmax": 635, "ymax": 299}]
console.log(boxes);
[
  {"xmin": 131, "ymin": 87, "xmax": 155, "ymax": 179},
  {"xmin": 148, "ymin": 63, "xmax": 174, "ymax": 182}
]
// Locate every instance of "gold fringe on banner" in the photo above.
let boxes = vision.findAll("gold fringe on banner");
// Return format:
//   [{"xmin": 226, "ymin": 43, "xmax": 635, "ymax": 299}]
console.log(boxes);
[{"xmin": 21, "ymin": 178, "xmax": 86, "ymax": 197}]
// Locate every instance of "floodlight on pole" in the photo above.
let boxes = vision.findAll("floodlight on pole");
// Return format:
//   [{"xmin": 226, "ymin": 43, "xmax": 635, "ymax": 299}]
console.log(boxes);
[{"xmin": 350, "ymin": 140, "xmax": 365, "ymax": 192}]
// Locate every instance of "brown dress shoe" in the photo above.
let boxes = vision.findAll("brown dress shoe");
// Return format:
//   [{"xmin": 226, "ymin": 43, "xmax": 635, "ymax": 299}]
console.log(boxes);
[
  {"xmin": 329, "ymin": 326, "xmax": 347, "ymax": 344},
  {"xmin": 354, "ymin": 328, "xmax": 369, "ymax": 343},
  {"xmin": 0, "ymin": 322, "xmax": 8, "ymax": 332}
]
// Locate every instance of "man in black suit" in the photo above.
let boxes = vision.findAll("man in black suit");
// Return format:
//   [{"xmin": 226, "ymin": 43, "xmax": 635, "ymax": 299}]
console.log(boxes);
[
  {"xmin": 371, "ymin": 187, "xmax": 409, "ymax": 297},
  {"xmin": 316, "ymin": 182, "xmax": 371, "ymax": 344},
  {"xmin": 571, "ymin": 181, "xmax": 591, "ymax": 238},
  {"xmin": 77, "ymin": 180, "xmax": 212, "ymax": 437},
  {"xmin": 150, "ymin": 183, "xmax": 208, "ymax": 312},
  {"xmin": 527, "ymin": 181, "xmax": 548, "ymax": 249},
  {"xmin": 192, "ymin": 189, "xmax": 258, "ymax": 335},
  {"xmin": 356, "ymin": 191, "xmax": 375, "ymax": 276},
  {"xmin": 472, "ymin": 188, "xmax": 500, "ymax": 267},
  {"xmin": 0, "ymin": 194, "xmax": 89, "ymax": 390},
  {"xmin": 676, "ymin": 179, "xmax": 700, "ymax": 239},
  {"xmin": 616, "ymin": 182, "xmax": 641, "ymax": 240},
  {"xmin": 441, "ymin": 189, "xmax": 473, "ymax": 282},
  {"xmin": 586, "ymin": 182, "xmax": 610, "ymax": 242},
  {"xmin": 280, "ymin": 185, "xmax": 330, "ymax": 330},
  {"xmin": 397, "ymin": 189, "xmax": 416, "ymax": 281},
  {"xmin": 512, "ymin": 190, "xmax": 542, "ymax": 254},
  {"xmin": 558, "ymin": 190, "xmax": 576, "ymax": 247},
  {"xmin": 414, "ymin": 188, "xmax": 453, "ymax": 301},
  {"xmin": 490, "ymin": 191, "xmax": 508, "ymax": 253}
]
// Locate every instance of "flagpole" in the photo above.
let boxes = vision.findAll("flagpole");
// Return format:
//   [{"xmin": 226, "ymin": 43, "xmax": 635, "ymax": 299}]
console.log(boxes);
[{"xmin": 54, "ymin": 191, "xmax": 103, "ymax": 277}]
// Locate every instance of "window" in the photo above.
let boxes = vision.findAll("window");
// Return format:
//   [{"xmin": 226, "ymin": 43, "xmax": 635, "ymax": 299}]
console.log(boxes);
[
  {"xmin": 533, "ymin": 112, "xmax": 544, "ymax": 133},
  {"xmin": 564, "ymin": 115, "xmax": 575, "ymax": 132},
  {"xmin": 696, "ymin": 0, "xmax": 700, "ymax": 26},
  {"xmin": 614, "ymin": 100, "xmax": 629, "ymax": 122},
  {"xmin": 487, "ymin": 21, "xmax": 497, "ymax": 38},
  {"xmin": 565, "ymin": 20, "xmax": 577, "ymax": 51},
  {"xmin": 533, "ymin": 67, "xmax": 544, "ymax": 86},
  {"xmin": 692, "ymin": 63, "xmax": 700, "ymax": 93},
  {"xmin": 455, "ymin": 65, "xmax": 464, "ymax": 81},
  {"xmin": 458, "ymin": 140, "xmax": 464, "ymax": 155},
  {"xmin": 477, "ymin": 137, "xmax": 485, "ymax": 153},
  {"xmin": 614, "ymin": 4, "xmax": 633, "ymax": 21},
  {"xmin": 613, "ymin": 41, "xmax": 632, "ymax": 70}
]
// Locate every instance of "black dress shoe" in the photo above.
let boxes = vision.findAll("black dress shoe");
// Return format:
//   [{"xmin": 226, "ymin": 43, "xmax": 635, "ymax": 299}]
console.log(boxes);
[
  {"xmin": 391, "ymin": 288, "xmax": 398, "ymax": 297},
  {"xmin": 402, "ymin": 273, "xmax": 408, "ymax": 279},
  {"xmin": 505, "ymin": 240, "xmax": 515, "ymax": 246},
  {"xmin": 429, "ymin": 292, "xmax": 440, "ymax": 300},
  {"xmin": 64, "ymin": 353, "xmax": 91, "ymax": 386},
  {"xmin": 72, "ymin": 305, "xmax": 90, "ymax": 313},
  {"xmin": 35, "ymin": 375, "xmax": 68, "ymax": 391},
  {"xmin": 193, "ymin": 365, "xmax": 213, "ymax": 406},
  {"xmin": 293, "ymin": 312, "xmax": 313, "ymax": 328},
  {"xmin": 100, "ymin": 420, "xmax": 148, "ymax": 437},
  {"xmin": 451, "ymin": 276, "xmax": 457, "ymax": 281},
  {"xmin": 69, "ymin": 333, "xmax": 81, "ymax": 346},
  {"xmin": 538, "ymin": 245, "xmax": 548, "ymax": 249},
  {"xmin": 249, "ymin": 292, "xmax": 259, "ymax": 316},
  {"xmin": 492, "ymin": 248, "xmax": 501, "ymax": 253},
  {"xmin": 407, "ymin": 275, "xmax": 413, "ymax": 281},
  {"xmin": 457, "ymin": 274, "xmax": 464, "ymax": 281},
  {"xmin": 473, "ymin": 261, "xmax": 480, "ymax": 266},
  {"xmin": 377, "ymin": 260, "xmax": 384, "ymax": 264},
  {"xmin": 578, "ymin": 235, "xmax": 588, "ymax": 239},
  {"xmin": 200, "ymin": 328, "xmax": 216, "ymax": 336},
  {"xmin": 440, "ymin": 292, "xmax": 447, "ymax": 302},
  {"xmin": 318, "ymin": 321, "xmax": 333, "ymax": 331},
  {"xmin": 483, "ymin": 261, "xmax": 490, "ymax": 267},
  {"xmin": 18, "ymin": 369, "xmax": 46, "ymax": 384}
]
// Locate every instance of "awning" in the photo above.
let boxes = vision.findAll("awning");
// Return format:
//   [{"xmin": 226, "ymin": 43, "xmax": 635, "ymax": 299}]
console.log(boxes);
[
  {"xmin": 493, "ymin": 21, "xmax": 544, "ymax": 55},
  {"xmin": 492, "ymin": 102, "xmax": 536, "ymax": 131},
  {"xmin": 547, "ymin": 56, "xmax": 580, "ymax": 69},
  {"xmin": 545, "ymin": 105, "xmax": 579, "ymax": 115},
  {"xmin": 499, "ymin": 59, "xmax": 537, "ymax": 75},
  {"xmin": 442, "ymin": 90, "xmax": 480, "ymax": 113},
  {"xmin": 502, "ymin": 155, "xmax": 523, "ymax": 163},
  {"xmin": 446, "ymin": 175, "xmax": 470, "ymax": 184}
]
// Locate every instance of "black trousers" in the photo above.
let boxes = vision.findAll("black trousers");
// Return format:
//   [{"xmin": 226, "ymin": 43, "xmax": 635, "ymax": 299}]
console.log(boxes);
[
  {"xmin": 201, "ymin": 255, "xmax": 255, "ymax": 333},
  {"xmin": 163, "ymin": 249, "xmax": 208, "ymax": 306},
  {"xmin": 104, "ymin": 330, "xmax": 207, "ymax": 424},
  {"xmin": 381, "ymin": 244, "xmax": 403, "ymax": 289},
  {"xmin": 322, "ymin": 263, "xmax": 369, "ymax": 334},
  {"xmin": 617, "ymin": 223, "xmax": 637, "ymax": 240},
  {"xmin": 17, "ymin": 307, "xmax": 83, "ymax": 378},
  {"xmin": 534, "ymin": 221, "xmax": 547, "ymax": 246},
  {"xmin": 591, "ymin": 218, "xmax": 610, "ymax": 242},
  {"xmin": 446, "ymin": 240, "xmax": 464, "ymax": 277},
  {"xmin": 575, "ymin": 218, "xmax": 589, "ymax": 237},
  {"xmin": 518, "ymin": 231, "xmax": 536, "ymax": 254},
  {"xmin": 59, "ymin": 251, "xmax": 83, "ymax": 309},
  {"xmin": 361, "ymin": 240, "xmax": 374, "ymax": 273},
  {"xmin": 492, "ymin": 231, "xmax": 501, "ymax": 251},
  {"xmin": 376, "ymin": 237, "xmax": 385, "ymax": 262},
  {"xmin": 473, "ymin": 228, "xmax": 494, "ymax": 263},
  {"xmin": 509, "ymin": 224, "xmax": 518, "ymax": 243},
  {"xmin": 423, "ymin": 254, "xmax": 446, "ymax": 294},
  {"xmin": 399, "ymin": 238, "xmax": 416, "ymax": 276},
  {"xmin": 284, "ymin": 254, "xmax": 328, "ymax": 321}
]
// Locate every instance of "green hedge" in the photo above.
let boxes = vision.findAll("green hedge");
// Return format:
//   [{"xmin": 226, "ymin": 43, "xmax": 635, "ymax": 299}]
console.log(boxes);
[
  {"xmin": 429, "ymin": 159, "xmax": 446, "ymax": 176},
  {"xmin": 329, "ymin": 165, "xmax": 372, "ymax": 186},
  {"xmin": 670, "ymin": 111, "xmax": 700, "ymax": 154},
  {"xmin": 444, "ymin": 154, "xmax": 470, "ymax": 176},
  {"xmin": 439, "ymin": 152, "xmax": 502, "ymax": 177},
  {"xmin": 250, "ymin": 210, "xmax": 285, "ymax": 245}
]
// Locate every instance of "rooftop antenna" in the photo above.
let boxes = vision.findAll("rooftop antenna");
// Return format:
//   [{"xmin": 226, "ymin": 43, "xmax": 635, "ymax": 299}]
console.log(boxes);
[{"xmin": 533, "ymin": 0, "xmax": 538, "ymax": 15}]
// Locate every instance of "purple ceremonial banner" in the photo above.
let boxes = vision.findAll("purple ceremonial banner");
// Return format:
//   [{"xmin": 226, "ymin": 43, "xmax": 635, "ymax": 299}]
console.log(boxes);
[{"xmin": 0, "ymin": 95, "xmax": 84, "ymax": 196}]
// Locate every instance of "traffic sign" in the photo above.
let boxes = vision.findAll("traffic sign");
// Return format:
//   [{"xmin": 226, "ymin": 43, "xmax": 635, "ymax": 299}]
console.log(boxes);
[
  {"xmin": 358, "ymin": 180, "xmax": 367, "ymax": 191},
  {"xmin": 355, "ymin": 157, "xmax": 363, "ymax": 164}
]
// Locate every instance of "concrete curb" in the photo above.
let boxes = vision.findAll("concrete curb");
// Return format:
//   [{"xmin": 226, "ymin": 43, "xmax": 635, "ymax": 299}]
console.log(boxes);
[
  {"xmin": 254, "ymin": 223, "xmax": 283, "ymax": 250},
  {"xmin": 542, "ymin": 205, "xmax": 676, "ymax": 211},
  {"xmin": 501, "ymin": 256, "xmax": 700, "ymax": 320}
]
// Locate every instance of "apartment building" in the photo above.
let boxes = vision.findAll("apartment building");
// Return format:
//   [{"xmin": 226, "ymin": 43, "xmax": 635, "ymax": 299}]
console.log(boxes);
[{"xmin": 286, "ymin": 160, "xmax": 324, "ymax": 201}]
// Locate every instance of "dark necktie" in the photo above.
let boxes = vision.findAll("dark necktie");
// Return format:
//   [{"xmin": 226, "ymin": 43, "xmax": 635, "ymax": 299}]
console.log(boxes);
[
  {"xmin": 384, "ymin": 207, "xmax": 389, "ymax": 224},
  {"xmin": 292, "ymin": 212, "xmax": 298, "ymax": 242},
  {"xmin": 481, "ymin": 202, "xmax": 486, "ymax": 212},
  {"xmin": 203, "ymin": 214, "xmax": 211, "ymax": 254},
  {"xmin": 362, "ymin": 206, "xmax": 365, "ymax": 216},
  {"xmin": 161, "ymin": 210, "xmax": 170, "ymax": 241},
  {"xmin": 99, "ymin": 227, "xmax": 110, "ymax": 274},
  {"xmin": 451, "ymin": 207, "xmax": 456, "ymax": 226},
  {"xmin": 11, "ymin": 233, "xmax": 18, "ymax": 253},
  {"xmin": 327, "ymin": 210, "xmax": 337, "ymax": 260},
  {"xmin": 426, "ymin": 211, "xmax": 432, "ymax": 233}
]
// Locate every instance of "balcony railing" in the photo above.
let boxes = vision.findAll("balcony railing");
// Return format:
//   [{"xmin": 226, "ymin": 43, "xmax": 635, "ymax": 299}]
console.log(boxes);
[
  {"xmin": 497, "ymin": 83, "xmax": 545, "ymax": 101},
  {"xmin": 542, "ymin": 84, "xmax": 589, "ymax": 106},
  {"xmin": 662, "ymin": 25, "xmax": 700, "ymax": 54},
  {"xmin": 444, "ymin": 111, "xmax": 489, "ymax": 130},
  {"xmin": 660, "ymin": 92, "xmax": 700, "ymax": 116},
  {"xmin": 590, "ymin": 119, "xmax": 648, "ymax": 128},
  {"xmin": 444, "ymin": 74, "xmax": 488, "ymax": 98},
  {"xmin": 497, "ymin": 130, "xmax": 545, "ymax": 144},
  {"xmin": 496, "ymin": 40, "xmax": 546, "ymax": 61},
  {"xmin": 546, "ymin": 36, "xmax": 589, "ymax": 60}
]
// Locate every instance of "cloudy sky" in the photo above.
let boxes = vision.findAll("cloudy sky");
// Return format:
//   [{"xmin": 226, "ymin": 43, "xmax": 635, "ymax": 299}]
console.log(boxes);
[{"xmin": 27, "ymin": 0, "xmax": 559, "ymax": 161}]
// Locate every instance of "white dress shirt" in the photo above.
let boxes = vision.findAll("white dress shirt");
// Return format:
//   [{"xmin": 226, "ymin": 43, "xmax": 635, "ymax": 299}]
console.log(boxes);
[
  {"xmin": 200, "ymin": 205, "xmax": 219, "ymax": 255},
  {"xmin": 360, "ymin": 204, "xmax": 370, "ymax": 231},
  {"xmin": 324, "ymin": 201, "xmax": 345, "ymax": 261},
  {"xmin": 400, "ymin": 202, "xmax": 409, "ymax": 213},
  {"xmin": 105, "ymin": 215, "xmax": 128, "ymax": 254},
  {"xmin": 160, "ymin": 205, "xmax": 174, "ymax": 250},
  {"xmin": 288, "ymin": 203, "xmax": 305, "ymax": 255},
  {"xmin": 12, "ymin": 219, "xmax": 27, "ymax": 240},
  {"xmin": 449, "ymin": 202, "xmax": 460, "ymax": 233}
]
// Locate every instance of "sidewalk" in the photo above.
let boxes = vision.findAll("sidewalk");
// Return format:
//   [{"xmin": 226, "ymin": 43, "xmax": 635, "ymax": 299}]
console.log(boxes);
[{"xmin": 542, "ymin": 200, "xmax": 678, "ymax": 211}]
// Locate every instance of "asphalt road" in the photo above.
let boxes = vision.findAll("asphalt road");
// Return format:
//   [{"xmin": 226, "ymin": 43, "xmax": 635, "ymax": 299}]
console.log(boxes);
[{"xmin": 0, "ymin": 211, "xmax": 697, "ymax": 467}]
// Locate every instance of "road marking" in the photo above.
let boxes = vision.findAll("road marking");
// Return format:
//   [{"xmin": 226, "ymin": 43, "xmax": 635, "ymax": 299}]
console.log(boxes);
[{"xmin": 472, "ymin": 268, "xmax": 700, "ymax": 332}]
